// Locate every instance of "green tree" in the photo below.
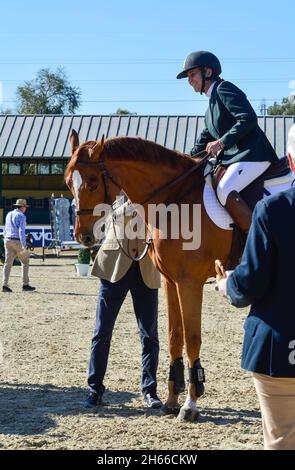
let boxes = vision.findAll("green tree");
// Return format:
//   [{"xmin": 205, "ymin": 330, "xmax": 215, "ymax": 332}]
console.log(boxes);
[
  {"xmin": 115, "ymin": 108, "xmax": 136, "ymax": 115},
  {"xmin": 267, "ymin": 97, "xmax": 295, "ymax": 115},
  {"xmin": 16, "ymin": 67, "xmax": 81, "ymax": 114},
  {"xmin": 0, "ymin": 107, "xmax": 13, "ymax": 114}
]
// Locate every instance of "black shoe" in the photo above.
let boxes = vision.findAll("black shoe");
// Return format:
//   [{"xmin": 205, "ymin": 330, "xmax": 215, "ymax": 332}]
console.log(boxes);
[
  {"xmin": 2, "ymin": 286, "xmax": 12, "ymax": 293},
  {"xmin": 83, "ymin": 392, "xmax": 104, "ymax": 409},
  {"xmin": 143, "ymin": 392, "xmax": 162, "ymax": 409},
  {"xmin": 22, "ymin": 285, "xmax": 36, "ymax": 291}
]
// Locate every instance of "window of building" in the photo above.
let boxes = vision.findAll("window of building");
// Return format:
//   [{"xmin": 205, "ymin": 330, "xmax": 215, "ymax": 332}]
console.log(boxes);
[
  {"xmin": 8, "ymin": 163, "xmax": 21, "ymax": 174},
  {"xmin": 23, "ymin": 163, "xmax": 37, "ymax": 175},
  {"xmin": 51, "ymin": 163, "xmax": 64, "ymax": 174},
  {"xmin": 38, "ymin": 162, "xmax": 50, "ymax": 175},
  {"xmin": 1, "ymin": 163, "xmax": 8, "ymax": 174}
]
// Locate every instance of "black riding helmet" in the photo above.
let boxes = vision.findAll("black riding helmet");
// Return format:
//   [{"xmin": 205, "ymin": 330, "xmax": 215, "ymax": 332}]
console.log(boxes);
[{"xmin": 177, "ymin": 51, "xmax": 222, "ymax": 93}]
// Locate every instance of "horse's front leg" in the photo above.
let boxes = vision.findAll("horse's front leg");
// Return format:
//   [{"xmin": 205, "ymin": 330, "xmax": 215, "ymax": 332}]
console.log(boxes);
[
  {"xmin": 162, "ymin": 278, "xmax": 185, "ymax": 415},
  {"xmin": 176, "ymin": 281, "xmax": 205, "ymax": 422}
]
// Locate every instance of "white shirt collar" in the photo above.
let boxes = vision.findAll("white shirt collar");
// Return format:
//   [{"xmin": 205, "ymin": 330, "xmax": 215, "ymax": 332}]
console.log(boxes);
[{"xmin": 206, "ymin": 81, "xmax": 217, "ymax": 98}]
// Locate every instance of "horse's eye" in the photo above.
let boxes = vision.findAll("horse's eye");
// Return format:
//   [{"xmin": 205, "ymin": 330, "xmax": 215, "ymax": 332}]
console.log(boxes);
[{"xmin": 87, "ymin": 182, "xmax": 99, "ymax": 193}]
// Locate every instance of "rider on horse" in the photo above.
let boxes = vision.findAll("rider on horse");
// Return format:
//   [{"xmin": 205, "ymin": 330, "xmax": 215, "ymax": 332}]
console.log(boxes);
[{"xmin": 177, "ymin": 50, "xmax": 279, "ymax": 233}]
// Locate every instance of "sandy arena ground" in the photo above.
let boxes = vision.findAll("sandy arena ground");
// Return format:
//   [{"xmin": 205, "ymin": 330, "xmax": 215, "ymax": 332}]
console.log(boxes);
[{"xmin": 0, "ymin": 255, "xmax": 263, "ymax": 450}]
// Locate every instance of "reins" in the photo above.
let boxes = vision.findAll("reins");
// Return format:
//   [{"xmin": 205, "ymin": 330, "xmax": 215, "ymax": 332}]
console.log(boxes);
[
  {"xmin": 75, "ymin": 149, "xmax": 209, "ymax": 213},
  {"xmin": 73, "ymin": 148, "xmax": 209, "ymax": 260}
]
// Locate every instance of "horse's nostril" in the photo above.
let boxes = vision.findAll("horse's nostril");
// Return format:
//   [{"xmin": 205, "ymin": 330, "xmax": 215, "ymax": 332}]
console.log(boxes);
[{"xmin": 79, "ymin": 233, "xmax": 94, "ymax": 246}]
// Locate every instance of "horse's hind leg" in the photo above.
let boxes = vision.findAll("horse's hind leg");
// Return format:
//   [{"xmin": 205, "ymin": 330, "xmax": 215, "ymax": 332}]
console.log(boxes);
[
  {"xmin": 162, "ymin": 278, "xmax": 185, "ymax": 415},
  {"xmin": 176, "ymin": 281, "xmax": 204, "ymax": 422}
]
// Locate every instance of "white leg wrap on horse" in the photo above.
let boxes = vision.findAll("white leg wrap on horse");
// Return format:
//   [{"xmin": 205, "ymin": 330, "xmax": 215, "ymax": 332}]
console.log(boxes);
[
  {"xmin": 217, "ymin": 161, "xmax": 271, "ymax": 206},
  {"xmin": 183, "ymin": 393, "xmax": 199, "ymax": 410}
]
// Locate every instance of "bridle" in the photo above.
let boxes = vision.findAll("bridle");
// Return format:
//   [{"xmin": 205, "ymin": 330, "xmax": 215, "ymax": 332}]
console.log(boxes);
[
  {"xmin": 71, "ymin": 148, "xmax": 209, "ymax": 260},
  {"xmin": 75, "ymin": 159, "xmax": 121, "ymax": 216},
  {"xmin": 75, "ymin": 149, "xmax": 209, "ymax": 213}
]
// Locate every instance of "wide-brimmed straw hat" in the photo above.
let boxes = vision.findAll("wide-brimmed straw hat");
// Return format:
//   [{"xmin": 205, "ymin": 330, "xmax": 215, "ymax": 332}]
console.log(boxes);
[{"xmin": 13, "ymin": 199, "xmax": 30, "ymax": 207}]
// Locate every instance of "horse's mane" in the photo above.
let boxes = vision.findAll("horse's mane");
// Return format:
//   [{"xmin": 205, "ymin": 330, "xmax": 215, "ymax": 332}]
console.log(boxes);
[
  {"xmin": 103, "ymin": 137, "xmax": 198, "ymax": 169},
  {"xmin": 65, "ymin": 136, "xmax": 204, "ymax": 181}
]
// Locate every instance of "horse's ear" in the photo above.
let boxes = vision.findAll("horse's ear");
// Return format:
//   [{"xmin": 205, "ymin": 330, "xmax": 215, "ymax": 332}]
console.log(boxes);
[
  {"xmin": 70, "ymin": 129, "xmax": 79, "ymax": 154},
  {"xmin": 90, "ymin": 134, "xmax": 105, "ymax": 161}
]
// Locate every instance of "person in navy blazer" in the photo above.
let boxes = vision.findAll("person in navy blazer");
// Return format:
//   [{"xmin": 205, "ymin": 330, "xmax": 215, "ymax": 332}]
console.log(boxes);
[
  {"xmin": 177, "ymin": 51, "xmax": 279, "ymax": 233},
  {"xmin": 217, "ymin": 188, "xmax": 295, "ymax": 450}
]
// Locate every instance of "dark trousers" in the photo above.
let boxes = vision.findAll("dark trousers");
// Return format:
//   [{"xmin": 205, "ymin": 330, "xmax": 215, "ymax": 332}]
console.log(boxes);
[{"xmin": 88, "ymin": 262, "xmax": 159, "ymax": 395}]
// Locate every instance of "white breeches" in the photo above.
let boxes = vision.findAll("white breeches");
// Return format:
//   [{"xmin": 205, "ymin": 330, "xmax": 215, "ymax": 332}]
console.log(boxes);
[{"xmin": 217, "ymin": 161, "xmax": 271, "ymax": 206}]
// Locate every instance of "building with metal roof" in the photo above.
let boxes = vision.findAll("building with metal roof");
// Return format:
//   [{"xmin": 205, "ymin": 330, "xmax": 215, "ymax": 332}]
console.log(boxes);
[
  {"xmin": 1, "ymin": 114, "xmax": 295, "ymax": 158},
  {"xmin": 0, "ymin": 114, "xmax": 294, "ymax": 224}
]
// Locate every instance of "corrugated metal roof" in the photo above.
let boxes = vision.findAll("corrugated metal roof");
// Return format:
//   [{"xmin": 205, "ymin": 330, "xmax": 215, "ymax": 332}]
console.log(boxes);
[{"xmin": 0, "ymin": 114, "xmax": 294, "ymax": 159}]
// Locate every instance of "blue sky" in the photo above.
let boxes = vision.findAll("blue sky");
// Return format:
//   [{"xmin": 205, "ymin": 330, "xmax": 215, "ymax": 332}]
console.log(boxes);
[{"xmin": 1, "ymin": 0, "xmax": 294, "ymax": 116}]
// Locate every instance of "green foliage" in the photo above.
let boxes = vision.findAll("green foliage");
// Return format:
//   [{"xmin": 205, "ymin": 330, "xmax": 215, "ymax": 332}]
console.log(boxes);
[
  {"xmin": 115, "ymin": 108, "xmax": 136, "ymax": 115},
  {"xmin": 267, "ymin": 97, "xmax": 295, "ymax": 116},
  {"xmin": 0, "ymin": 107, "xmax": 13, "ymax": 114},
  {"xmin": 77, "ymin": 248, "xmax": 91, "ymax": 264},
  {"xmin": 16, "ymin": 67, "xmax": 81, "ymax": 114}
]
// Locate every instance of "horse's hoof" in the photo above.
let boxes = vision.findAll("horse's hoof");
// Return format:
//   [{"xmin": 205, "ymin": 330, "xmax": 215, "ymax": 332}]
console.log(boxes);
[
  {"xmin": 177, "ymin": 406, "xmax": 200, "ymax": 422},
  {"xmin": 160, "ymin": 404, "xmax": 180, "ymax": 416}
]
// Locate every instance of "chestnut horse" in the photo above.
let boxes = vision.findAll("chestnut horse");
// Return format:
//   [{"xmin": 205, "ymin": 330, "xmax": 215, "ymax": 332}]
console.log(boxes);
[{"xmin": 65, "ymin": 130, "xmax": 233, "ymax": 421}]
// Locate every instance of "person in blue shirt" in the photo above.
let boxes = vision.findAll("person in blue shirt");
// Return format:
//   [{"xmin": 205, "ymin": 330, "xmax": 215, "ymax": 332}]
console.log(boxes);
[
  {"xmin": 177, "ymin": 51, "xmax": 279, "ymax": 233},
  {"xmin": 2, "ymin": 199, "xmax": 35, "ymax": 293},
  {"xmin": 216, "ymin": 189, "xmax": 295, "ymax": 450}
]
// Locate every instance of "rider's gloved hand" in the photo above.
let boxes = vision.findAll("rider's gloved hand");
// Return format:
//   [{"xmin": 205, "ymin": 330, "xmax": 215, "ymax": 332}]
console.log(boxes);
[{"xmin": 205, "ymin": 140, "xmax": 225, "ymax": 156}]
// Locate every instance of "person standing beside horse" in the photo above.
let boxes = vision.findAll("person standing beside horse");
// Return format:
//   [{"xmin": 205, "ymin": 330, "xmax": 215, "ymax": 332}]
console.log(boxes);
[
  {"xmin": 216, "ymin": 188, "xmax": 295, "ymax": 450},
  {"xmin": 177, "ymin": 50, "xmax": 279, "ymax": 233},
  {"xmin": 2, "ymin": 199, "xmax": 35, "ymax": 293},
  {"xmin": 83, "ymin": 197, "xmax": 162, "ymax": 409}
]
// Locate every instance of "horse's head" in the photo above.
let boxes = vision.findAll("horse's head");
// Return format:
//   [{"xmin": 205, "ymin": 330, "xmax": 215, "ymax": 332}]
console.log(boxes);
[{"xmin": 65, "ymin": 130, "xmax": 118, "ymax": 247}]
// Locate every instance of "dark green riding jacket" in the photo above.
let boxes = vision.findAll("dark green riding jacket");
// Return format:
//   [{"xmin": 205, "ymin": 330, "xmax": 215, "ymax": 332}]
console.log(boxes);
[{"xmin": 192, "ymin": 80, "xmax": 278, "ymax": 165}]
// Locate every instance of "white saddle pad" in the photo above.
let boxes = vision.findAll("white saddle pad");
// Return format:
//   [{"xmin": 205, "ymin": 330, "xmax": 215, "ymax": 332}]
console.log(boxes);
[{"xmin": 203, "ymin": 183, "xmax": 233, "ymax": 231}]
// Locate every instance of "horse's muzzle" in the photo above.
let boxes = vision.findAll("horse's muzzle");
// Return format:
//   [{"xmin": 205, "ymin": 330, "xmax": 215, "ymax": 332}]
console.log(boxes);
[{"xmin": 78, "ymin": 233, "xmax": 95, "ymax": 247}]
